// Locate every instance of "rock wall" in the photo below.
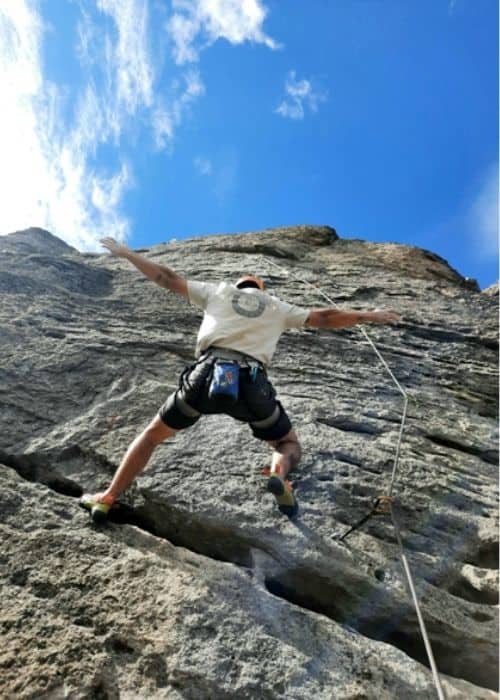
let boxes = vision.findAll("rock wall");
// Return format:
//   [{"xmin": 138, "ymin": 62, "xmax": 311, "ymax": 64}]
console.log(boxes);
[{"xmin": 0, "ymin": 225, "xmax": 498, "ymax": 699}]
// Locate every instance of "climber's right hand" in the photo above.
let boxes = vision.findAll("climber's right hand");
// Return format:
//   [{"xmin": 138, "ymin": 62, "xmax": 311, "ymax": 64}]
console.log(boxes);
[{"xmin": 100, "ymin": 237, "xmax": 129, "ymax": 258}]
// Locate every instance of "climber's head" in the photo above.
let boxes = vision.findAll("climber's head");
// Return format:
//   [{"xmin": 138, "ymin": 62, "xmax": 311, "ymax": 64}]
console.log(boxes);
[{"xmin": 235, "ymin": 275, "xmax": 265, "ymax": 291}]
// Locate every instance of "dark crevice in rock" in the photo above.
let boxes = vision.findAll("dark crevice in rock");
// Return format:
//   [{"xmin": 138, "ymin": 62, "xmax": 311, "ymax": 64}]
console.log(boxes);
[
  {"xmin": 264, "ymin": 577, "xmax": 340, "ymax": 618},
  {"xmin": 423, "ymin": 433, "xmax": 498, "ymax": 465},
  {"xmin": 97, "ymin": 499, "xmax": 256, "ymax": 574},
  {"xmin": 3, "ymin": 453, "xmax": 498, "ymax": 692},
  {"xmin": 90, "ymin": 678, "xmax": 118, "ymax": 700},
  {"xmin": 403, "ymin": 323, "xmax": 498, "ymax": 349},
  {"xmin": 362, "ymin": 412, "xmax": 403, "ymax": 426},
  {"xmin": 479, "ymin": 336, "xmax": 499, "ymax": 351},
  {"xmin": 97, "ymin": 501, "xmax": 164, "ymax": 538},
  {"xmin": 1, "ymin": 453, "xmax": 249, "ymax": 568},
  {"xmin": 136, "ymin": 500, "xmax": 254, "ymax": 568},
  {"xmin": 138, "ymin": 496, "xmax": 498, "ymax": 690},
  {"xmin": 211, "ymin": 244, "xmax": 299, "ymax": 260},
  {"xmin": 462, "ymin": 540, "xmax": 500, "ymax": 571},
  {"xmin": 263, "ymin": 569, "xmax": 498, "ymax": 691},
  {"xmin": 447, "ymin": 576, "xmax": 498, "ymax": 606},
  {"xmin": 331, "ymin": 451, "xmax": 364, "ymax": 468},
  {"xmin": 316, "ymin": 416, "xmax": 382, "ymax": 436},
  {"xmin": 1, "ymin": 453, "xmax": 83, "ymax": 498}
]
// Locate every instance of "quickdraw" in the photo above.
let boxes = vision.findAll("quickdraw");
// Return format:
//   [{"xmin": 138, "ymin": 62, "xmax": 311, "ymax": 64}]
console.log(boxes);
[{"xmin": 337, "ymin": 495, "xmax": 394, "ymax": 542}]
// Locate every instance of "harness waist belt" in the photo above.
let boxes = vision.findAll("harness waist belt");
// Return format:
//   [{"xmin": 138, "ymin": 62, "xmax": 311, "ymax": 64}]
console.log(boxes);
[{"xmin": 201, "ymin": 346, "xmax": 264, "ymax": 369}]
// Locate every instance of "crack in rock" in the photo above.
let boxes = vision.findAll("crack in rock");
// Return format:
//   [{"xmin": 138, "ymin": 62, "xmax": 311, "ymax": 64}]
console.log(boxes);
[
  {"xmin": 3, "ymin": 451, "xmax": 498, "ymax": 691},
  {"xmin": 423, "ymin": 432, "xmax": 499, "ymax": 466},
  {"xmin": 1, "ymin": 225, "xmax": 498, "ymax": 698}
]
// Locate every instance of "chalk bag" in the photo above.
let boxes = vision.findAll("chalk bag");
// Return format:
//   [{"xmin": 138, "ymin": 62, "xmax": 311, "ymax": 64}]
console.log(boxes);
[{"xmin": 208, "ymin": 360, "xmax": 240, "ymax": 405}]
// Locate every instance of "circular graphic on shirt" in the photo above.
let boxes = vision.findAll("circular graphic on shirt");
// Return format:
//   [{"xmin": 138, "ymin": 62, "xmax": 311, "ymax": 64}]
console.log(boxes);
[{"xmin": 231, "ymin": 291, "xmax": 266, "ymax": 318}]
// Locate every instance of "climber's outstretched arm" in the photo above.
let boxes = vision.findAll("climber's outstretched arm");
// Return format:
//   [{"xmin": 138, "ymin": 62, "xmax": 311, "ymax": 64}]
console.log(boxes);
[
  {"xmin": 100, "ymin": 237, "xmax": 188, "ymax": 298},
  {"xmin": 306, "ymin": 308, "xmax": 400, "ymax": 329}
]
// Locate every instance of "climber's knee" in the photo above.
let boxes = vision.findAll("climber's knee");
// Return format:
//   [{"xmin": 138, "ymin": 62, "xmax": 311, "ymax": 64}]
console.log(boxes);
[
  {"xmin": 268, "ymin": 429, "xmax": 302, "ymax": 468},
  {"xmin": 141, "ymin": 414, "xmax": 177, "ymax": 447}
]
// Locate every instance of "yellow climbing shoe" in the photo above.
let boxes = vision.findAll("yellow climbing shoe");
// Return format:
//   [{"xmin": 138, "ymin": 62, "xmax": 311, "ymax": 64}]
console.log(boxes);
[
  {"xmin": 263, "ymin": 468, "xmax": 299, "ymax": 518},
  {"xmin": 79, "ymin": 492, "xmax": 115, "ymax": 523}
]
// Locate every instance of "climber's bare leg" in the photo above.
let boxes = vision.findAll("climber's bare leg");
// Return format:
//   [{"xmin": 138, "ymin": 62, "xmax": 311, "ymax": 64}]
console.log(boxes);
[
  {"xmin": 103, "ymin": 415, "xmax": 177, "ymax": 500},
  {"xmin": 267, "ymin": 429, "xmax": 301, "ymax": 480}
]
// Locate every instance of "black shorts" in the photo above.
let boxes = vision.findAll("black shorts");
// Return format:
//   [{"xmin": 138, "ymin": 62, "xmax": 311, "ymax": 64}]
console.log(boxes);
[{"xmin": 159, "ymin": 358, "xmax": 292, "ymax": 441}]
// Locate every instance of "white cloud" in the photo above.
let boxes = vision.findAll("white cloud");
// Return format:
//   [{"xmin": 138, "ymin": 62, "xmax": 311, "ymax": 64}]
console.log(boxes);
[
  {"xmin": 467, "ymin": 163, "xmax": 499, "ymax": 258},
  {"xmin": 168, "ymin": 0, "xmax": 279, "ymax": 65},
  {"xmin": 76, "ymin": 6, "xmax": 101, "ymax": 69},
  {"xmin": 0, "ymin": 1, "xmax": 142, "ymax": 250},
  {"xmin": 194, "ymin": 156, "xmax": 213, "ymax": 176},
  {"xmin": 96, "ymin": 0, "xmax": 154, "ymax": 114},
  {"xmin": 0, "ymin": 1, "xmax": 206, "ymax": 251},
  {"xmin": 275, "ymin": 70, "xmax": 327, "ymax": 120},
  {"xmin": 152, "ymin": 107, "xmax": 176, "ymax": 148},
  {"xmin": 0, "ymin": 0, "xmax": 275, "ymax": 250},
  {"xmin": 153, "ymin": 69, "xmax": 205, "ymax": 149},
  {"xmin": 168, "ymin": 11, "xmax": 200, "ymax": 64}
]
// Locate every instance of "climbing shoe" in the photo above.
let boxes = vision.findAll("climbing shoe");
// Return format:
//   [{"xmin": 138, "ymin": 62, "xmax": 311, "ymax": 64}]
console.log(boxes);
[
  {"xmin": 79, "ymin": 492, "xmax": 115, "ymax": 523},
  {"xmin": 263, "ymin": 468, "xmax": 299, "ymax": 519}
]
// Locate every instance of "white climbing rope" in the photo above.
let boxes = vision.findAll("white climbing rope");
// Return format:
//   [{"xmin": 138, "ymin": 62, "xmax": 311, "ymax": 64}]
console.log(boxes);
[
  {"xmin": 260, "ymin": 255, "xmax": 446, "ymax": 700},
  {"xmin": 391, "ymin": 511, "xmax": 446, "ymax": 700}
]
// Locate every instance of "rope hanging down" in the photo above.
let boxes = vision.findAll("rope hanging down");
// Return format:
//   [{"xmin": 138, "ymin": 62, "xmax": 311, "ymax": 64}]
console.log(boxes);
[{"xmin": 260, "ymin": 256, "xmax": 446, "ymax": 700}]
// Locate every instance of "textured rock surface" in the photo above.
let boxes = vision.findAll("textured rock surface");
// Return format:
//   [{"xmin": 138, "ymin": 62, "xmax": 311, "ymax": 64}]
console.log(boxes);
[
  {"xmin": 483, "ymin": 281, "xmax": 499, "ymax": 298},
  {"xmin": 4, "ymin": 466, "xmax": 491, "ymax": 700},
  {"xmin": 0, "ymin": 225, "xmax": 498, "ymax": 699}
]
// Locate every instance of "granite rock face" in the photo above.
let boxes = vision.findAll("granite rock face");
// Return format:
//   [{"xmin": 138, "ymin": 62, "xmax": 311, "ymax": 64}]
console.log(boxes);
[{"xmin": 0, "ymin": 225, "xmax": 498, "ymax": 699}]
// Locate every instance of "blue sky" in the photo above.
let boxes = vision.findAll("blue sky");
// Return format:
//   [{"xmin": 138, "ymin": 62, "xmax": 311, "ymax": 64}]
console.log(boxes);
[{"xmin": 1, "ymin": 0, "xmax": 498, "ymax": 287}]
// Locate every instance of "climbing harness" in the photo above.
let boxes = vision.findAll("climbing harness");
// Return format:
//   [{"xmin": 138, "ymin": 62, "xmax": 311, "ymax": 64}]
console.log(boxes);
[{"xmin": 260, "ymin": 256, "xmax": 446, "ymax": 700}]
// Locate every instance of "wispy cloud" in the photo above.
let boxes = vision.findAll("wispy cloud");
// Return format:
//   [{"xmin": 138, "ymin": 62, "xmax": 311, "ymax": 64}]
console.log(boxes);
[
  {"xmin": 153, "ymin": 70, "xmax": 205, "ymax": 149},
  {"xmin": 275, "ymin": 70, "xmax": 327, "ymax": 120},
  {"xmin": 96, "ymin": 0, "xmax": 154, "ymax": 115},
  {"xmin": 428, "ymin": 163, "xmax": 499, "ymax": 267},
  {"xmin": 0, "ymin": 0, "xmax": 207, "ymax": 250},
  {"xmin": 194, "ymin": 156, "xmax": 213, "ymax": 176},
  {"xmin": 0, "ymin": 1, "xmax": 131, "ymax": 249},
  {"xmin": 467, "ymin": 163, "xmax": 499, "ymax": 258},
  {"xmin": 0, "ymin": 0, "xmax": 278, "ymax": 250},
  {"xmin": 192, "ymin": 151, "xmax": 238, "ymax": 204},
  {"xmin": 168, "ymin": 0, "xmax": 279, "ymax": 65}
]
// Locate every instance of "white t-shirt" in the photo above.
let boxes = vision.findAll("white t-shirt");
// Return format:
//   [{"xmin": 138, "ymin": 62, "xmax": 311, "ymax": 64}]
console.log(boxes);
[{"xmin": 187, "ymin": 281, "xmax": 310, "ymax": 366}]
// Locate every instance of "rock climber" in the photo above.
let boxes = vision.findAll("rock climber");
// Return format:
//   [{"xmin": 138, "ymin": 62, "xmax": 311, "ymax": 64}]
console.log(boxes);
[{"xmin": 80, "ymin": 237, "xmax": 400, "ymax": 521}]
